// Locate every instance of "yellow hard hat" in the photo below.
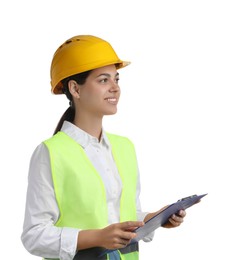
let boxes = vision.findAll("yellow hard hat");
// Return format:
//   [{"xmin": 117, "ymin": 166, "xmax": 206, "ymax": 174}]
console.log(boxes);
[{"xmin": 50, "ymin": 35, "xmax": 130, "ymax": 94}]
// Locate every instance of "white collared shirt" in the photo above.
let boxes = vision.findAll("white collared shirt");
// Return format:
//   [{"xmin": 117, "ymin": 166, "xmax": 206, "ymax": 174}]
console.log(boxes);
[{"xmin": 21, "ymin": 121, "xmax": 153, "ymax": 260}]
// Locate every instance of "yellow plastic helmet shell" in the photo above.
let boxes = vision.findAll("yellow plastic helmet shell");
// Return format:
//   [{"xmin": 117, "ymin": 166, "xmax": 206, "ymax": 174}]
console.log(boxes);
[{"xmin": 50, "ymin": 35, "xmax": 130, "ymax": 94}]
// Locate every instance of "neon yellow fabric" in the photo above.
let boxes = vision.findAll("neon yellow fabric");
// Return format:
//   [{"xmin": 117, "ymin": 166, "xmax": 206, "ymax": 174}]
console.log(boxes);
[
  {"xmin": 121, "ymin": 251, "xmax": 139, "ymax": 260},
  {"xmin": 43, "ymin": 131, "xmax": 139, "ymax": 259}
]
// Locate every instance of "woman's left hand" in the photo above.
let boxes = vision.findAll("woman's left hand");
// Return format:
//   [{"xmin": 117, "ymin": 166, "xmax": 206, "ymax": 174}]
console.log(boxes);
[{"xmin": 162, "ymin": 209, "xmax": 186, "ymax": 228}]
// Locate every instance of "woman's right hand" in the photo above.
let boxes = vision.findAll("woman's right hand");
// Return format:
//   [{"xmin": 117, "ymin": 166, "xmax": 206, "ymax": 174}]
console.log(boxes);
[
  {"xmin": 77, "ymin": 221, "xmax": 144, "ymax": 251},
  {"xmin": 98, "ymin": 221, "xmax": 144, "ymax": 249}
]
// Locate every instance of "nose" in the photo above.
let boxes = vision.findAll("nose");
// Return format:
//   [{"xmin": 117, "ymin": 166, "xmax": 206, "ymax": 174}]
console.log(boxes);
[{"xmin": 109, "ymin": 81, "xmax": 120, "ymax": 92}]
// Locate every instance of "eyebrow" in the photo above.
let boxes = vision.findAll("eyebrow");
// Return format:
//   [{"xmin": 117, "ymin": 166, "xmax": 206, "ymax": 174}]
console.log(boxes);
[{"xmin": 96, "ymin": 72, "xmax": 119, "ymax": 78}]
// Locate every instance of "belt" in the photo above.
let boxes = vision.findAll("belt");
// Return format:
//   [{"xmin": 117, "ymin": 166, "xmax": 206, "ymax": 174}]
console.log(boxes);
[{"xmin": 74, "ymin": 242, "xmax": 139, "ymax": 259}]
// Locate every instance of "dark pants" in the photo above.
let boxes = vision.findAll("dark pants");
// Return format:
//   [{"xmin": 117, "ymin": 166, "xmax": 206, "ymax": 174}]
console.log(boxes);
[{"xmin": 74, "ymin": 243, "xmax": 139, "ymax": 260}]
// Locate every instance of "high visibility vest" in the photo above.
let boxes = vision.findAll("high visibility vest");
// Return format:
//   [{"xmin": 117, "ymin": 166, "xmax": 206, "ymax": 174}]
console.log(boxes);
[{"xmin": 43, "ymin": 131, "xmax": 139, "ymax": 259}]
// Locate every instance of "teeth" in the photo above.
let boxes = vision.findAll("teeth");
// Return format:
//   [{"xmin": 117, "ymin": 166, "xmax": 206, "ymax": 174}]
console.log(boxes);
[{"xmin": 107, "ymin": 98, "xmax": 116, "ymax": 101}]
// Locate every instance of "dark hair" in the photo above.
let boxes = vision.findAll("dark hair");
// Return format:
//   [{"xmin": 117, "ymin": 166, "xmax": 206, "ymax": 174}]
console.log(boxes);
[{"xmin": 53, "ymin": 70, "xmax": 92, "ymax": 135}]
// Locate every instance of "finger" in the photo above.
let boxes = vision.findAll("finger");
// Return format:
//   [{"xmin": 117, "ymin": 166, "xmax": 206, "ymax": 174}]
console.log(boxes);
[
  {"xmin": 119, "ymin": 238, "xmax": 131, "ymax": 247},
  {"xmin": 112, "ymin": 237, "xmax": 131, "ymax": 249},
  {"xmin": 169, "ymin": 214, "xmax": 184, "ymax": 225},
  {"xmin": 125, "ymin": 226, "xmax": 138, "ymax": 232},
  {"xmin": 177, "ymin": 210, "xmax": 186, "ymax": 217},
  {"xmin": 168, "ymin": 217, "xmax": 181, "ymax": 227},
  {"xmin": 120, "ymin": 221, "xmax": 144, "ymax": 230},
  {"xmin": 120, "ymin": 230, "xmax": 137, "ymax": 240}
]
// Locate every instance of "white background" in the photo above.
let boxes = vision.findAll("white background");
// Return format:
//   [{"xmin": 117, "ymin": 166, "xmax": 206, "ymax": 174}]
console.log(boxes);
[{"xmin": 1, "ymin": 0, "xmax": 224, "ymax": 259}]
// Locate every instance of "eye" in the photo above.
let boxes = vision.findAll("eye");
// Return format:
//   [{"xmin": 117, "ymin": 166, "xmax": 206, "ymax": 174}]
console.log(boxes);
[
  {"xmin": 115, "ymin": 77, "xmax": 120, "ymax": 84},
  {"xmin": 99, "ymin": 78, "xmax": 108, "ymax": 83}
]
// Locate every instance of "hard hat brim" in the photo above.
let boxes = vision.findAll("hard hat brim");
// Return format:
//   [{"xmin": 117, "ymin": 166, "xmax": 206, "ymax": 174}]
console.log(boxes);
[{"xmin": 52, "ymin": 60, "xmax": 131, "ymax": 94}]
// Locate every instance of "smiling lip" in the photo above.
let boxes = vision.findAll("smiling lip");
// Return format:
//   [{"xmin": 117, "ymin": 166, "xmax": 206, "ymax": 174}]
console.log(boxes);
[{"xmin": 105, "ymin": 97, "xmax": 118, "ymax": 104}]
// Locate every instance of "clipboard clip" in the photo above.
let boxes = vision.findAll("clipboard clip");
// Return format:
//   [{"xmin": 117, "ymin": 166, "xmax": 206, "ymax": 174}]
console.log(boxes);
[{"xmin": 177, "ymin": 194, "xmax": 197, "ymax": 202}]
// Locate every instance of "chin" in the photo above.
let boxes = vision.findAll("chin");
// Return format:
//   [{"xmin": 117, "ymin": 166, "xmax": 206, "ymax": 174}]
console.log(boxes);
[{"xmin": 104, "ymin": 109, "xmax": 117, "ymax": 115}]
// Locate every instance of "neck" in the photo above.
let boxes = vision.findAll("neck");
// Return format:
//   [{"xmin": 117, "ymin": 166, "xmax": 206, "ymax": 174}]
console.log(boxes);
[{"xmin": 73, "ymin": 115, "xmax": 103, "ymax": 140}]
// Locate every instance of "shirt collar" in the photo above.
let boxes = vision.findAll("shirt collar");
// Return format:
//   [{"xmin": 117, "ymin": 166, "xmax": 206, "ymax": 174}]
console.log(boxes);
[{"xmin": 61, "ymin": 121, "xmax": 110, "ymax": 149}]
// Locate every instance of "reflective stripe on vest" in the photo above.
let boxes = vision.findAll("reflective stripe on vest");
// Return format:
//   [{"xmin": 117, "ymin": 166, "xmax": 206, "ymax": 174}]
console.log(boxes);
[{"xmin": 43, "ymin": 131, "xmax": 139, "ymax": 259}]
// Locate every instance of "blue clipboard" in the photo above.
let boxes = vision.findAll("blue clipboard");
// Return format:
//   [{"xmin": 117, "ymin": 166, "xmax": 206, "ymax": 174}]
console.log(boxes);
[
  {"xmin": 100, "ymin": 193, "xmax": 207, "ymax": 257},
  {"xmin": 131, "ymin": 193, "xmax": 207, "ymax": 243}
]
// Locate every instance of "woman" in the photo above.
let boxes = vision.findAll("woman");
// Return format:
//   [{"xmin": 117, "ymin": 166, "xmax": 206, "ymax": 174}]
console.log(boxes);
[{"xmin": 21, "ymin": 35, "xmax": 186, "ymax": 260}]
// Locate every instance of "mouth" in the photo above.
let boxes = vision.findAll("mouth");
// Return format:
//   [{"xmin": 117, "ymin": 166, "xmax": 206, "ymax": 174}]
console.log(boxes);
[{"xmin": 105, "ymin": 97, "xmax": 118, "ymax": 105}]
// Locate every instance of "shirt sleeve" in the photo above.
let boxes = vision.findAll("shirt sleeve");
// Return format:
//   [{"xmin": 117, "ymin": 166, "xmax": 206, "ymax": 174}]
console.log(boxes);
[
  {"xmin": 136, "ymin": 164, "xmax": 155, "ymax": 242},
  {"xmin": 21, "ymin": 143, "xmax": 79, "ymax": 260}
]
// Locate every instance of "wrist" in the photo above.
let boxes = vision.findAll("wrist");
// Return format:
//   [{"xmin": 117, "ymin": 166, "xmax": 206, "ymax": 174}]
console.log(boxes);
[{"xmin": 77, "ymin": 229, "xmax": 102, "ymax": 250}]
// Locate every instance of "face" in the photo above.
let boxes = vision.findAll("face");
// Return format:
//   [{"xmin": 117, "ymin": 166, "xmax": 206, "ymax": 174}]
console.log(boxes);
[{"xmin": 75, "ymin": 65, "xmax": 121, "ymax": 118}]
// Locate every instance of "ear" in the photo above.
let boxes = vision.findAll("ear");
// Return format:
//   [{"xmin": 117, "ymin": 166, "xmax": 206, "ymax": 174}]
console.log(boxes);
[{"xmin": 68, "ymin": 80, "xmax": 80, "ymax": 99}]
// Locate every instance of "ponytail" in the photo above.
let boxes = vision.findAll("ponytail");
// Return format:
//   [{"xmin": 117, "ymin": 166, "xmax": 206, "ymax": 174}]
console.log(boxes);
[
  {"xmin": 53, "ymin": 106, "xmax": 75, "ymax": 135},
  {"xmin": 53, "ymin": 70, "xmax": 92, "ymax": 135}
]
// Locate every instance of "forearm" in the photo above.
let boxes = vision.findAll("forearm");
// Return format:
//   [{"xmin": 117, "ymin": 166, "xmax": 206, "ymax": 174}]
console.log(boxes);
[
  {"xmin": 143, "ymin": 204, "xmax": 171, "ymax": 223},
  {"xmin": 77, "ymin": 229, "xmax": 102, "ymax": 250},
  {"xmin": 143, "ymin": 212, "xmax": 158, "ymax": 222}
]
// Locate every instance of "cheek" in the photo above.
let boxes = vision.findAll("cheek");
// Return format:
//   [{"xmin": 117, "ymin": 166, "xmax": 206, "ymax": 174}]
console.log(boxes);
[
  {"xmin": 80, "ymin": 88, "xmax": 94, "ymax": 100},
  {"xmin": 80, "ymin": 90, "xmax": 102, "ymax": 107}
]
